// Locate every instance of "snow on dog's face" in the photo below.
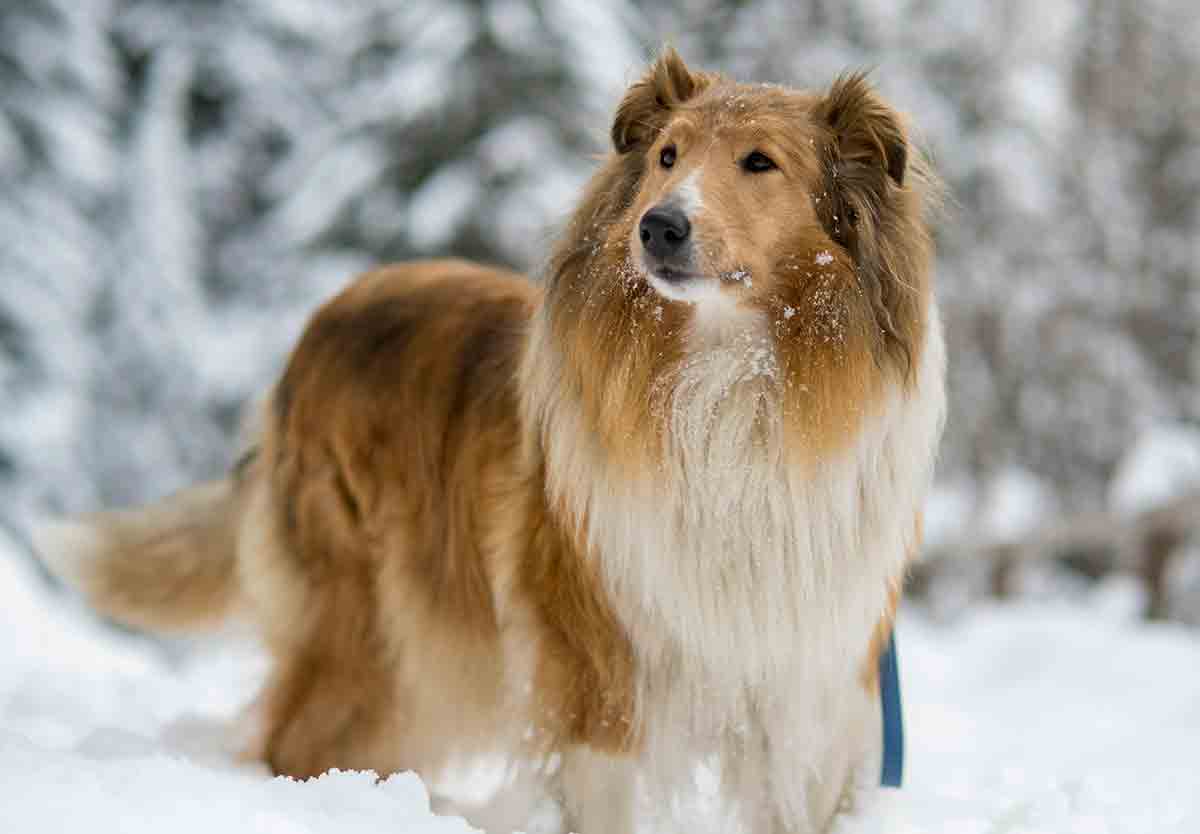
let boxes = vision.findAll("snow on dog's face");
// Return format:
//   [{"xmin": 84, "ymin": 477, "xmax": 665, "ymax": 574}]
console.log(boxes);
[
  {"xmin": 625, "ymin": 79, "xmax": 837, "ymax": 330},
  {"xmin": 532, "ymin": 48, "xmax": 938, "ymax": 476}
]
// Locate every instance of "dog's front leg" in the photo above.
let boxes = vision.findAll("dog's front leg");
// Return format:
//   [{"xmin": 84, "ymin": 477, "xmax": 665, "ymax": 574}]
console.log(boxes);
[
  {"xmin": 757, "ymin": 691, "xmax": 878, "ymax": 834},
  {"xmin": 557, "ymin": 746, "xmax": 637, "ymax": 834}
]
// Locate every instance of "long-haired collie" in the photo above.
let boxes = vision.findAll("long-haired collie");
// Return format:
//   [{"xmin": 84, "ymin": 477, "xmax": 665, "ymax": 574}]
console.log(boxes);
[{"xmin": 37, "ymin": 49, "xmax": 945, "ymax": 833}]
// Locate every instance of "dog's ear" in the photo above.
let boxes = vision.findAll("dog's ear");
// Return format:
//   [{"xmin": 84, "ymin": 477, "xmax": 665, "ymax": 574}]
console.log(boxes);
[
  {"xmin": 813, "ymin": 73, "xmax": 935, "ymax": 378},
  {"xmin": 611, "ymin": 47, "xmax": 710, "ymax": 154},
  {"xmin": 813, "ymin": 73, "xmax": 911, "ymax": 252},
  {"xmin": 815, "ymin": 72, "xmax": 908, "ymax": 186}
]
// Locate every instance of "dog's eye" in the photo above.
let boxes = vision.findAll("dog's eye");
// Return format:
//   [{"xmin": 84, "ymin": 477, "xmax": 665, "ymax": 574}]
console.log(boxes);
[
  {"xmin": 742, "ymin": 151, "xmax": 777, "ymax": 173},
  {"xmin": 660, "ymin": 145, "xmax": 677, "ymax": 169}
]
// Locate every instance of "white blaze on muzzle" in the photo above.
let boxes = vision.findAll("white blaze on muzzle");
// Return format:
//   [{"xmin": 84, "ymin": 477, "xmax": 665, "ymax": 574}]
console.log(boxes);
[{"xmin": 674, "ymin": 169, "xmax": 704, "ymax": 215}]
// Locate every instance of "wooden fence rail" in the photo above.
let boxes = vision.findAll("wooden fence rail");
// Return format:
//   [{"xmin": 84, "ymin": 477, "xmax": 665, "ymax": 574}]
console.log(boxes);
[{"xmin": 910, "ymin": 490, "xmax": 1200, "ymax": 621}]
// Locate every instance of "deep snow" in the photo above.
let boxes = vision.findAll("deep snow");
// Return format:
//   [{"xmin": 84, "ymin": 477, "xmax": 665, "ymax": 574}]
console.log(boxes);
[{"xmin": 1, "ymin": 525, "xmax": 1197, "ymax": 833}]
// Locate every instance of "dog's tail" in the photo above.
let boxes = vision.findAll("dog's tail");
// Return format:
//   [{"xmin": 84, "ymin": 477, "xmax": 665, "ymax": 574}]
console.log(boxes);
[{"xmin": 33, "ymin": 477, "xmax": 244, "ymax": 633}]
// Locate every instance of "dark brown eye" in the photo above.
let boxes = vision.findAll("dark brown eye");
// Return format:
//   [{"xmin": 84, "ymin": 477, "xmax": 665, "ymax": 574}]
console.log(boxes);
[
  {"xmin": 660, "ymin": 144, "xmax": 677, "ymax": 169},
  {"xmin": 742, "ymin": 150, "xmax": 777, "ymax": 173}
]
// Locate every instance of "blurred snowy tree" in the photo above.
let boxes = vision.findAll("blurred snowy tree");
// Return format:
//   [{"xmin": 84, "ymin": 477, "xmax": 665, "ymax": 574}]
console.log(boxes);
[
  {"xmin": 0, "ymin": 0, "xmax": 132, "ymax": 515},
  {"xmin": 0, "ymin": 0, "xmax": 1197, "ymax": 549},
  {"xmin": 0, "ymin": 0, "xmax": 642, "ymax": 523}
]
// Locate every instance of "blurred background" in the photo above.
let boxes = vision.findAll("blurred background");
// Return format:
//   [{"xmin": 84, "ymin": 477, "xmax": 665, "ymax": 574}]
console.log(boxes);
[{"xmin": 2, "ymin": 0, "xmax": 1199, "ymax": 624}]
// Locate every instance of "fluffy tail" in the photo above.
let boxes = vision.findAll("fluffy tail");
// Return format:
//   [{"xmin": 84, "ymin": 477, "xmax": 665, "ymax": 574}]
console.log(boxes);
[{"xmin": 33, "ymin": 478, "xmax": 242, "ymax": 633}]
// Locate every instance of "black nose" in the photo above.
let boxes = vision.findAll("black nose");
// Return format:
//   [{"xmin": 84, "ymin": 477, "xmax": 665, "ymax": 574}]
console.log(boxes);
[{"xmin": 639, "ymin": 206, "xmax": 692, "ymax": 260}]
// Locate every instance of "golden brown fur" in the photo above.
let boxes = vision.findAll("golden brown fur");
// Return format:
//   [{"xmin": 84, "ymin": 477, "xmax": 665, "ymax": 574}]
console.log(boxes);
[
  {"xmin": 37, "ymin": 49, "xmax": 944, "ymax": 834},
  {"xmin": 240, "ymin": 260, "xmax": 639, "ymax": 782}
]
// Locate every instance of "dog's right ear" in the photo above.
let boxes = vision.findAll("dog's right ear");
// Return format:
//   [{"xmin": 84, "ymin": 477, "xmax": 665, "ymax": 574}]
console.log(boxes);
[{"xmin": 611, "ymin": 47, "xmax": 710, "ymax": 154}]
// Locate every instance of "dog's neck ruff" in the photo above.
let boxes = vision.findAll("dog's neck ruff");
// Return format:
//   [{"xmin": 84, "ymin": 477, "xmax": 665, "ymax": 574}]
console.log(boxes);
[{"xmin": 529, "ymin": 301, "xmax": 945, "ymax": 740}]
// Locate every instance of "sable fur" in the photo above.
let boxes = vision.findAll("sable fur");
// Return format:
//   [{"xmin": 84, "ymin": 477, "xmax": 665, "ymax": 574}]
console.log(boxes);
[{"xmin": 37, "ymin": 48, "xmax": 946, "ymax": 834}]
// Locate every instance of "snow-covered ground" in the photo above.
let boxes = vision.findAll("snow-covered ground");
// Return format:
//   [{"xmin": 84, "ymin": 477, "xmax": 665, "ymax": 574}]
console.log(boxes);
[{"xmin": 1, "ymin": 524, "xmax": 1197, "ymax": 833}]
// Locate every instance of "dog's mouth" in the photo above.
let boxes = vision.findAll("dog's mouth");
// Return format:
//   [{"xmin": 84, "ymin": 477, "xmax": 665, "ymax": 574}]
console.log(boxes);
[
  {"xmin": 641, "ymin": 260, "xmax": 730, "ymax": 307},
  {"xmin": 639, "ymin": 252, "xmax": 706, "ymax": 286},
  {"xmin": 647, "ymin": 265, "xmax": 705, "ymax": 285}
]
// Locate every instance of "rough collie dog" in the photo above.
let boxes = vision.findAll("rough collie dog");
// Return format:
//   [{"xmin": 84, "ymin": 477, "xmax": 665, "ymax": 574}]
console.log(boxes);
[{"xmin": 37, "ymin": 49, "xmax": 945, "ymax": 833}]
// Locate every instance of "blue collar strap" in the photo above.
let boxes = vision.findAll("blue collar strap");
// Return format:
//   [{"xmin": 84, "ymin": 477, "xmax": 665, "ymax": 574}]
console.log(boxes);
[{"xmin": 878, "ymin": 629, "xmax": 904, "ymax": 788}]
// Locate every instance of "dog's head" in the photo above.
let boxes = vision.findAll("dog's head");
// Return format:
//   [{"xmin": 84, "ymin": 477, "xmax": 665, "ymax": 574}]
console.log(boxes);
[{"xmin": 535, "ymin": 48, "xmax": 939, "ymax": 472}]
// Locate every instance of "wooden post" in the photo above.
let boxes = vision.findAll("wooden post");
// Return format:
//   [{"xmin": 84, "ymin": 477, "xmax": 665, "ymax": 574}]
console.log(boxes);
[
  {"xmin": 1141, "ymin": 528, "xmax": 1180, "ymax": 621},
  {"xmin": 989, "ymin": 545, "xmax": 1017, "ymax": 599}
]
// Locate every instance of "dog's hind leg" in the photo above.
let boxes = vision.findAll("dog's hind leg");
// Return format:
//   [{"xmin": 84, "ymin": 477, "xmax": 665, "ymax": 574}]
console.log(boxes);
[{"xmin": 258, "ymin": 642, "xmax": 402, "ymax": 779}]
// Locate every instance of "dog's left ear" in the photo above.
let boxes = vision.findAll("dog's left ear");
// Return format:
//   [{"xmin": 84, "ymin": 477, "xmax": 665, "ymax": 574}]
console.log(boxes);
[
  {"xmin": 814, "ymin": 73, "xmax": 934, "ymax": 378},
  {"xmin": 813, "ymin": 73, "xmax": 911, "ymax": 253},
  {"xmin": 815, "ymin": 72, "xmax": 908, "ymax": 186},
  {"xmin": 611, "ymin": 47, "xmax": 712, "ymax": 154}
]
